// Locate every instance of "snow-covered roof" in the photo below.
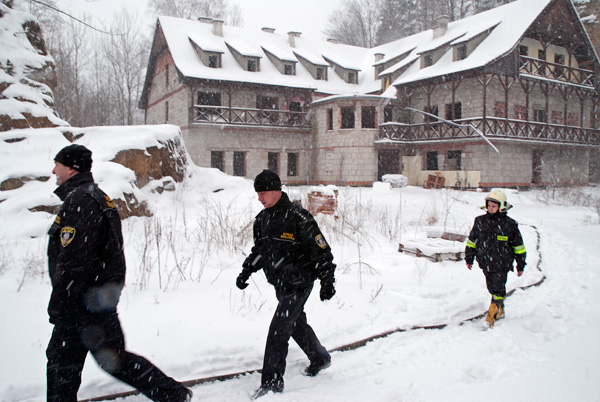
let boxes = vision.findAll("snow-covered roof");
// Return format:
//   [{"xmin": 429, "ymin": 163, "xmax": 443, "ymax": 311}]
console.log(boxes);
[{"xmin": 145, "ymin": 0, "xmax": 593, "ymax": 100}]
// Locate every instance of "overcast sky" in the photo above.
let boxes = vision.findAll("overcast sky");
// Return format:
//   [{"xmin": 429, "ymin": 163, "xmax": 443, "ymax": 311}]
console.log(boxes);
[{"xmin": 53, "ymin": 0, "xmax": 343, "ymax": 39}]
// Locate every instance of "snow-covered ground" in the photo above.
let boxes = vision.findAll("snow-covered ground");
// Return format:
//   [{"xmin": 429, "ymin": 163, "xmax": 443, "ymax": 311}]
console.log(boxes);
[{"xmin": 1, "ymin": 141, "xmax": 599, "ymax": 401}]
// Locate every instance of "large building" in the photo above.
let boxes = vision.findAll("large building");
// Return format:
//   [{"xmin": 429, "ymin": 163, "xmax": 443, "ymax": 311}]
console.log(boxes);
[{"xmin": 139, "ymin": 0, "xmax": 600, "ymax": 188}]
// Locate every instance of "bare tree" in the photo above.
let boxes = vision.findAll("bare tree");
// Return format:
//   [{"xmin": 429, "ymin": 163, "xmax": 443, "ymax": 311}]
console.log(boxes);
[
  {"xmin": 325, "ymin": 0, "xmax": 383, "ymax": 47},
  {"xmin": 150, "ymin": 0, "xmax": 243, "ymax": 26}
]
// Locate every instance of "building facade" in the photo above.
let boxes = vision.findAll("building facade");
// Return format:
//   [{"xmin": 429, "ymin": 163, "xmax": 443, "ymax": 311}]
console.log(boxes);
[{"xmin": 140, "ymin": 0, "xmax": 600, "ymax": 189}]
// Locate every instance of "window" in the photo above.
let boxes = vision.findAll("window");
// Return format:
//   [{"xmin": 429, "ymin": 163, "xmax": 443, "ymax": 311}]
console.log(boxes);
[
  {"xmin": 423, "ymin": 54, "xmax": 433, "ymax": 67},
  {"xmin": 533, "ymin": 107, "xmax": 547, "ymax": 123},
  {"xmin": 164, "ymin": 101, "xmax": 169, "ymax": 123},
  {"xmin": 340, "ymin": 107, "xmax": 355, "ymax": 129},
  {"xmin": 426, "ymin": 151, "xmax": 438, "ymax": 170},
  {"xmin": 287, "ymin": 153, "xmax": 298, "ymax": 177},
  {"xmin": 554, "ymin": 54, "xmax": 565, "ymax": 78},
  {"xmin": 316, "ymin": 68, "xmax": 324, "ymax": 80},
  {"xmin": 361, "ymin": 106, "xmax": 376, "ymax": 128},
  {"xmin": 538, "ymin": 49, "xmax": 546, "ymax": 61},
  {"xmin": 327, "ymin": 108, "xmax": 333, "ymax": 130},
  {"xmin": 519, "ymin": 45, "xmax": 528, "ymax": 56},
  {"xmin": 268, "ymin": 152, "xmax": 279, "ymax": 173},
  {"xmin": 446, "ymin": 150, "xmax": 462, "ymax": 170},
  {"xmin": 424, "ymin": 105, "xmax": 439, "ymax": 122},
  {"xmin": 211, "ymin": 151, "xmax": 224, "ymax": 171},
  {"xmin": 384, "ymin": 107, "xmax": 393, "ymax": 123},
  {"xmin": 348, "ymin": 72, "xmax": 355, "ymax": 84},
  {"xmin": 198, "ymin": 92, "xmax": 221, "ymax": 106},
  {"xmin": 247, "ymin": 59, "xmax": 257, "ymax": 72},
  {"xmin": 208, "ymin": 55, "xmax": 219, "ymax": 68},
  {"xmin": 165, "ymin": 64, "xmax": 169, "ymax": 88},
  {"xmin": 457, "ymin": 44, "xmax": 467, "ymax": 61},
  {"xmin": 494, "ymin": 101, "xmax": 506, "ymax": 118},
  {"xmin": 445, "ymin": 102, "xmax": 462, "ymax": 121},
  {"xmin": 284, "ymin": 64, "xmax": 293, "ymax": 75},
  {"xmin": 257, "ymin": 96, "xmax": 278, "ymax": 110},
  {"xmin": 233, "ymin": 152, "xmax": 245, "ymax": 176},
  {"xmin": 197, "ymin": 92, "xmax": 221, "ymax": 120}
]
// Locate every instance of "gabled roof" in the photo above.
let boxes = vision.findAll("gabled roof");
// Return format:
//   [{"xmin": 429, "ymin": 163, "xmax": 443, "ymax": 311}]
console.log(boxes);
[{"xmin": 140, "ymin": 0, "xmax": 598, "ymax": 108}]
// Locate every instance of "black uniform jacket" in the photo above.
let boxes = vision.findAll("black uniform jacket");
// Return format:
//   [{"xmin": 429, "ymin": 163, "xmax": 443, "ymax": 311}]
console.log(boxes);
[
  {"xmin": 241, "ymin": 192, "xmax": 335, "ymax": 290},
  {"xmin": 47, "ymin": 172, "xmax": 125, "ymax": 323},
  {"xmin": 465, "ymin": 211, "xmax": 526, "ymax": 273}
]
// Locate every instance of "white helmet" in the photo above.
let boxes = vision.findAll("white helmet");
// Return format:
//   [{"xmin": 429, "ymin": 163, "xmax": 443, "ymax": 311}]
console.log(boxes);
[{"xmin": 484, "ymin": 190, "xmax": 511, "ymax": 212}]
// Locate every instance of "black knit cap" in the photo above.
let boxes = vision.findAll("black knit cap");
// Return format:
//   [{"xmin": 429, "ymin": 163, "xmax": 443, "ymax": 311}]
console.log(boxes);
[
  {"xmin": 54, "ymin": 144, "xmax": 93, "ymax": 173},
  {"xmin": 254, "ymin": 169, "xmax": 281, "ymax": 192}
]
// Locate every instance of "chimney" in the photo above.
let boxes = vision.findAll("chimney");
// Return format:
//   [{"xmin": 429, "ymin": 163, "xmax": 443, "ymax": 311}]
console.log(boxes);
[
  {"xmin": 262, "ymin": 27, "xmax": 275, "ymax": 33},
  {"xmin": 212, "ymin": 19, "xmax": 224, "ymax": 36},
  {"xmin": 288, "ymin": 31, "xmax": 301, "ymax": 48},
  {"xmin": 197, "ymin": 16, "xmax": 213, "ymax": 23},
  {"xmin": 374, "ymin": 53, "xmax": 385, "ymax": 63},
  {"xmin": 433, "ymin": 15, "xmax": 450, "ymax": 39},
  {"xmin": 327, "ymin": 38, "xmax": 339, "ymax": 44}
]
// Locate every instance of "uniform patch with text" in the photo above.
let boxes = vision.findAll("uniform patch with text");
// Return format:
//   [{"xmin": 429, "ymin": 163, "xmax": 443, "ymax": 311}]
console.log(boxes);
[
  {"xmin": 60, "ymin": 227, "xmax": 76, "ymax": 247},
  {"xmin": 281, "ymin": 232, "xmax": 295, "ymax": 241},
  {"xmin": 315, "ymin": 234, "xmax": 327, "ymax": 249}
]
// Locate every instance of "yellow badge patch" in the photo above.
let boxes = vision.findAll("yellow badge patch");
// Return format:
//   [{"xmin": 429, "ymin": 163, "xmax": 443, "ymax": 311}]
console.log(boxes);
[
  {"xmin": 281, "ymin": 232, "xmax": 295, "ymax": 241},
  {"xmin": 60, "ymin": 227, "xmax": 76, "ymax": 247},
  {"xmin": 315, "ymin": 234, "xmax": 327, "ymax": 249},
  {"xmin": 104, "ymin": 195, "xmax": 115, "ymax": 208},
  {"xmin": 497, "ymin": 235, "xmax": 508, "ymax": 241}
]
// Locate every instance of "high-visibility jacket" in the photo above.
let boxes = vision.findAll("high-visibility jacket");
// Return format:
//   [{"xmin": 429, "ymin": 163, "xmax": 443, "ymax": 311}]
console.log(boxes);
[{"xmin": 465, "ymin": 211, "xmax": 526, "ymax": 272}]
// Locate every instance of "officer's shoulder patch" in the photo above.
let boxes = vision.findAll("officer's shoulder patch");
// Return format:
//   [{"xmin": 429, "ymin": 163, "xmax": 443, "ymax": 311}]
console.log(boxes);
[
  {"xmin": 315, "ymin": 234, "xmax": 327, "ymax": 249},
  {"xmin": 293, "ymin": 209, "xmax": 309, "ymax": 222},
  {"xmin": 104, "ymin": 195, "xmax": 116, "ymax": 209},
  {"xmin": 60, "ymin": 227, "xmax": 76, "ymax": 247}
]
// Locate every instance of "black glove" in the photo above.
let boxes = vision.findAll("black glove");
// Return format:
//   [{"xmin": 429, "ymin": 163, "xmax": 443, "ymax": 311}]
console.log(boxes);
[
  {"xmin": 319, "ymin": 281, "xmax": 335, "ymax": 301},
  {"xmin": 236, "ymin": 273, "xmax": 249, "ymax": 290}
]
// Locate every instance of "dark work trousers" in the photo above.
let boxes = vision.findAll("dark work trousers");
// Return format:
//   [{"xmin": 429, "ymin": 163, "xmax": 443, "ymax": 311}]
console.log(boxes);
[
  {"xmin": 483, "ymin": 269, "xmax": 509, "ymax": 300},
  {"xmin": 261, "ymin": 284, "xmax": 330, "ymax": 389},
  {"xmin": 46, "ymin": 311, "xmax": 185, "ymax": 402}
]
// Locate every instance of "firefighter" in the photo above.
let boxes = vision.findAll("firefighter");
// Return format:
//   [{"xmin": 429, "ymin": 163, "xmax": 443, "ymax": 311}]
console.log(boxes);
[{"xmin": 465, "ymin": 190, "xmax": 526, "ymax": 327}]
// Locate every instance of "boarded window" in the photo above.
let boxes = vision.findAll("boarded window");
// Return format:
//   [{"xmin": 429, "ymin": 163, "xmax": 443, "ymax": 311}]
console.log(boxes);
[
  {"xmin": 211, "ymin": 151, "xmax": 224, "ymax": 171},
  {"xmin": 361, "ymin": 106, "xmax": 376, "ymax": 128},
  {"xmin": 287, "ymin": 153, "xmax": 298, "ymax": 177},
  {"xmin": 426, "ymin": 151, "xmax": 438, "ymax": 170},
  {"xmin": 445, "ymin": 150, "xmax": 462, "ymax": 170},
  {"xmin": 268, "ymin": 152, "xmax": 279, "ymax": 173},
  {"xmin": 445, "ymin": 102, "xmax": 462, "ymax": 120},
  {"xmin": 494, "ymin": 101, "xmax": 506, "ymax": 118},
  {"xmin": 457, "ymin": 44, "xmax": 467, "ymax": 60},
  {"xmin": 341, "ymin": 107, "xmax": 355, "ymax": 129},
  {"xmin": 233, "ymin": 152, "xmax": 245, "ymax": 176},
  {"xmin": 327, "ymin": 108, "xmax": 333, "ymax": 130}
]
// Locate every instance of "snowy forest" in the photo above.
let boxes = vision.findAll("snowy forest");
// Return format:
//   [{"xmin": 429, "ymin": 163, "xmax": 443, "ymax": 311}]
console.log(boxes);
[{"xmin": 10, "ymin": 0, "xmax": 600, "ymax": 129}]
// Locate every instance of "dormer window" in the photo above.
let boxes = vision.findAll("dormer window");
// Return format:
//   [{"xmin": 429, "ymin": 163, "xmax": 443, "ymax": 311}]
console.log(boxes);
[
  {"xmin": 423, "ymin": 54, "xmax": 433, "ymax": 67},
  {"xmin": 284, "ymin": 64, "xmax": 293, "ymax": 75},
  {"xmin": 316, "ymin": 68, "xmax": 324, "ymax": 80},
  {"xmin": 348, "ymin": 72, "xmax": 356, "ymax": 84},
  {"xmin": 208, "ymin": 55, "xmax": 220, "ymax": 68},
  {"xmin": 248, "ymin": 59, "xmax": 257, "ymax": 72},
  {"xmin": 457, "ymin": 44, "xmax": 467, "ymax": 61}
]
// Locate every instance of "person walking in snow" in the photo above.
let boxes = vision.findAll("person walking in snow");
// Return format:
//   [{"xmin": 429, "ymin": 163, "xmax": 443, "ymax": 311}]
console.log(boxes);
[
  {"xmin": 465, "ymin": 190, "xmax": 527, "ymax": 327},
  {"xmin": 236, "ymin": 170, "xmax": 336, "ymax": 399},
  {"xmin": 46, "ymin": 144, "xmax": 192, "ymax": 402}
]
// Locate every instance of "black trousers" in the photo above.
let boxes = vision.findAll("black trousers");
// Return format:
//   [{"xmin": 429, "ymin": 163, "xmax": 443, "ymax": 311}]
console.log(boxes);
[
  {"xmin": 46, "ymin": 311, "xmax": 185, "ymax": 402},
  {"xmin": 261, "ymin": 284, "xmax": 330, "ymax": 389},
  {"xmin": 483, "ymin": 269, "xmax": 509, "ymax": 300}
]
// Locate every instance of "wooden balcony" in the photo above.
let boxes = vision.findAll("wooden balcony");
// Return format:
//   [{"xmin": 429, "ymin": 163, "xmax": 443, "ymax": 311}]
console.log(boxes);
[
  {"xmin": 378, "ymin": 117, "xmax": 600, "ymax": 146},
  {"xmin": 519, "ymin": 56, "xmax": 595, "ymax": 88},
  {"xmin": 190, "ymin": 105, "xmax": 311, "ymax": 129}
]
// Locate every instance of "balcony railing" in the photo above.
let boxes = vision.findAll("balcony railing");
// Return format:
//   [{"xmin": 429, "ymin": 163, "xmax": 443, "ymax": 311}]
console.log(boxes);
[
  {"xmin": 519, "ymin": 56, "xmax": 595, "ymax": 87},
  {"xmin": 378, "ymin": 117, "xmax": 600, "ymax": 146},
  {"xmin": 191, "ymin": 105, "xmax": 311, "ymax": 128}
]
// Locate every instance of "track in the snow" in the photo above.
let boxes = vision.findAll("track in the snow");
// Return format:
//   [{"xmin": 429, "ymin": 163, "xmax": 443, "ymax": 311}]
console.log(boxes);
[{"xmin": 79, "ymin": 225, "xmax": 545, "ymax": 401}]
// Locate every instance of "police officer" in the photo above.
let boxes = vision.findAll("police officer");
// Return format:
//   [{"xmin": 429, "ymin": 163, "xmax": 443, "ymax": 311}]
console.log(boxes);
[
  {"xmin": 46, "ymin": 144, "xmax": 192, "ymax": 402},
  {"xmin": 236, "ymin": 170, "xmax": 336, "ymax": 399},
  {"xmin": 465, "ymin": 190, "xmax": 527, "ymax": 327}
]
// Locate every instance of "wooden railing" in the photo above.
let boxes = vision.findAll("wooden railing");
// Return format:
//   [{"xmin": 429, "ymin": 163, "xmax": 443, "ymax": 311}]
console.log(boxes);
[
  {"xmin": 378, "ymin": 117, "xmax": 600, "ymax": 145},
  {"xmin": 519, "ymin": 56, "xmax": 595, "ymax": 87},
  {"xmin": 191, "ymin": 105, "xmax": 311, "ymax": 128}
]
